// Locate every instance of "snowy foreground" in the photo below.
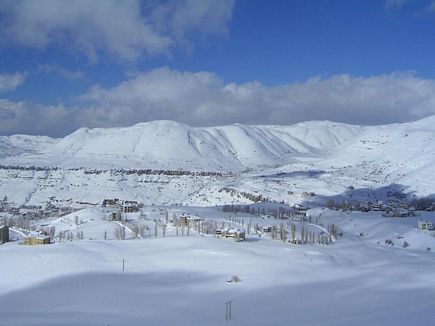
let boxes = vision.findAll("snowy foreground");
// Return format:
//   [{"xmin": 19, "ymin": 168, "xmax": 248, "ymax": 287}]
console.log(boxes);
[{"xmin": 2, "ymin": 208, "xmax": 435, "ymax": 325}]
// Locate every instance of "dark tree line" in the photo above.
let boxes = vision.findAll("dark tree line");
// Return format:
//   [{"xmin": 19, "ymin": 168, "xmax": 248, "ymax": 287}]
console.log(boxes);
[{"xmin": 222, "ymin": 204, "xmax": 293, "ymax": 218}]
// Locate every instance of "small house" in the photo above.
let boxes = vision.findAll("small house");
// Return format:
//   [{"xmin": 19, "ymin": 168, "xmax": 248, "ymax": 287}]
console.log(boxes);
[
  {"xmin": 179, "ymin": 213, "xmax": 193, "ymax": 226},
  {"xmin": 418, "ymin": 220, "xmax": 434, "ymax": 231},
  {"xmin": 262, "ymin": 225, "xmax": 272, "ymax": 232},
  {"xmin": 371, "ymin": 203, "xmax": 384, "ymax": 211},
  {"xmin": 224, "ymin": 228, "xmax": 245, "ymax": 241}
]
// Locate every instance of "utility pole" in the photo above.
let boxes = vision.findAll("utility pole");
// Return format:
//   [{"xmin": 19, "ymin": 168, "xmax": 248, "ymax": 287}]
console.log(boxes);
[{"xmin": 225, "ymin": 300, "xmax": 232, "ymax": 320}]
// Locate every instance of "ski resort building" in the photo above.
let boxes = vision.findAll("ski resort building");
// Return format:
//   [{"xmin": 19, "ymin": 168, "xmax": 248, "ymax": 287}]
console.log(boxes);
[
  {"xmin": 0, "ymin": 225, "xmax": 9, "ymax": 244},
  {"xmin": 24, "ymin": 236, "xmax": 51, "ymax": 245}
]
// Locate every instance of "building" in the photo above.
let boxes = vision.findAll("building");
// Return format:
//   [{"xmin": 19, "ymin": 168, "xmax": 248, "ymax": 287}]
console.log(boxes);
[
  {"xmin": 102, "ymin": 198, "xmax": 120, "ymax": 208},
  {"xmin": 121, "ymin": 201, "xmax": 139, "ymax": 213},
  {"xmin": 108, "ymin": 211, "xmax": 121, "ymax": 221},
  {"xmin": 0, "ymin": 225, "xmax": 9, "ymax": 244},
  {"xmin": 179, "ymin": 214, "xmax": 190, "ymax": 226},
  {"xmin": 24, "ymin": 236, "xmax": 51, "ymax": 245},
  {"xmin": 418, "ymin": 220, "xmax": 434, "ymax": 231},
  {"xmin": 262, "ymin": 225, "xmax": 272, "ymax": 232},
  {"xmin": 220, "ymin": 228, "xmax": 246, "ymax": 241}
]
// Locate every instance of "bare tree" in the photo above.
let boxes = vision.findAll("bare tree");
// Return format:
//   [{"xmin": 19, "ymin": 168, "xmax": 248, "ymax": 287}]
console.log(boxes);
[
  {"xmin": 120, "ymin": 226, "xmax": 126, "ymax": 240},
  {"xmin": 132, "ymin": 225, "xmax": 139, "ymax": 239},
  {"xmin": 291, "ymin": 223, "xmax": 296, "ymax": 242}
]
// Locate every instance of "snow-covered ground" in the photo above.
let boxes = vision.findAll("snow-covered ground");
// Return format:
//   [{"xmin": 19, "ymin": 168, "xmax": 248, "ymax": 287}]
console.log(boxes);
[
  {"xmin": 1, "ymin": 207, "xmax": 435, "ymax": 325},
  {"xmin": 2, "ymin": 117, "xmax": 435, "ymax": 325}
]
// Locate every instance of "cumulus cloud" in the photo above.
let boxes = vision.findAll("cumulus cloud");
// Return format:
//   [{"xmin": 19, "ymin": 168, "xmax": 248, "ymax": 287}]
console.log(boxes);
[
  {"xmin": 0, "ymin": 99, "xmax": 71, "ymax": 136},
  {"xmin": 79, "ymin": 68, "xmax": 435, "ymax": 127},
  {"xmin": 2, "ymin": 68, "xmax": 435, "ymax": 137},
  {"xmin": 0, "ymin": 0, "xmax": 234, "ymax": 62},
  {"xmin": 0, "ymin": 72, "xmax": 27, "ymax": 93}
]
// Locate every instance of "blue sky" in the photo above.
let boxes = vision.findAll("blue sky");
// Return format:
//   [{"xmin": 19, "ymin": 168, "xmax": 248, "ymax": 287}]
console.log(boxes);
[{"xmin": 1, "ymin": 0, "xmax": 435, "ymax": 136}]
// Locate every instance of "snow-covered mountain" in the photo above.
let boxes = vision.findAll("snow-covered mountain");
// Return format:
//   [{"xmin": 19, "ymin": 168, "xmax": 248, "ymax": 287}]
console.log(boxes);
[
  {"xmin": 1, "ymin": 117, "xmax": 435, "ymax": 206},
  {"xmin": 0, "ymin": 134, "xmax": 54, "ymax": 159},
  {"xmin": 0, "ymin": 119, "xmax": 363, "ymax": 170}
]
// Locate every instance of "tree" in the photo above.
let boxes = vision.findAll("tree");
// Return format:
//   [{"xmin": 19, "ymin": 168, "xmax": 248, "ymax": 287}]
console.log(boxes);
[
  {"xmin": 291, "ymin": 223, "xmax": 296, "ymax": 242},
  {"xmin": 132, "ymin": 225, "xmax": 139, "ymax": 239},
  {"xmin": 74, "ymin": 215, "xmax": 79, "ymax": 226},
  {"xmin": 49, "ymin": 226, "xmax": 56, "ymax": 238},
  {"xmin": 104, "ymin": 230, "xmax": 107, "ymax": 240}
]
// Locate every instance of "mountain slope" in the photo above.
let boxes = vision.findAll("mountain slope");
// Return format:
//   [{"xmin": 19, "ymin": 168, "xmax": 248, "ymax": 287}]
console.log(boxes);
[
  {"xmin": 1, "ymin": 117, "xmax": 435, "ymax": 206},
  {"xmin": 0, "ymin": 135, "xmax": 55, "ymax": 159}
]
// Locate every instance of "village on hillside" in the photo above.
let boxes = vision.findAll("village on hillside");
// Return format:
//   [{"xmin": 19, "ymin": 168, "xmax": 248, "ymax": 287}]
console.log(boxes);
[{"xmin": 1, "ymin": 189, "xmax": 435, "ymax": 249}]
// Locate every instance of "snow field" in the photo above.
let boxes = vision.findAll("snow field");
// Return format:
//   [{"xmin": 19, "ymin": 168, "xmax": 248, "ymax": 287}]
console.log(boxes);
[{"xmin": 2, "ymin": 207, "xmax": 435, "ymax": 325}]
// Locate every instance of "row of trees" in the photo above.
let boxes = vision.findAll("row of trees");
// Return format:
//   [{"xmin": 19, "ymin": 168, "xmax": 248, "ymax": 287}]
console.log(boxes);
[
  {"xmin": 219, "ymin": 187, "xmax": 266, "ymax": 202},
  {"xmin": 0, "ymin": 164, "xmax": 229, "ymax": 178},
  {"xmin": 86, "ymin": 168, "xmax": 227, "ymax": 177},
  {"xmin": 57, "ymin": 230, "xmax": 84, "ymax": 241},
  {"xmin": 222, "ymin": 204, "xmax": 293, "ymax": 219}
]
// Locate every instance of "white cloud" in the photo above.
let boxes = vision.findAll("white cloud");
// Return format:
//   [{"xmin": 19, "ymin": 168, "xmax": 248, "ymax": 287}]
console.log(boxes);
[
  {"xmin": 79, "ymin": 68, "xmax": 435, "ymax": 126},
  {"xmin": 36, "ymin": 64, "xmax": 84, "ymax": 80},
  {"xmin": 0, "ymin": 0, "xmax": 235, "ymax": 62},
  {"xmin": 0, "ymin": 72, "xmax": 27, "ymax": 93},
  {"xmin": 385, "ymin": 0, "xmax": 407, "ymax": 10},
  {"xmin": 3, "ymin": 69, "xmax": 435, "ymax": 136}
]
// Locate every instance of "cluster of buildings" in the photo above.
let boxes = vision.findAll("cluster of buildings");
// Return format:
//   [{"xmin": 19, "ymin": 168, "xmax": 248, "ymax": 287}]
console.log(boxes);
[
  {"xmin": 358, "ymin": 200, "xmax": 415, "ymax": 217},
  {"xmin": 0, "ymin": 224, "xmax": 52, "ymax": 246},
  {"xmin": 215, "ymin": 228, "xmax": 246, "ymax": 241}
]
